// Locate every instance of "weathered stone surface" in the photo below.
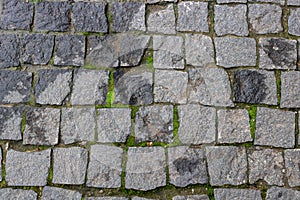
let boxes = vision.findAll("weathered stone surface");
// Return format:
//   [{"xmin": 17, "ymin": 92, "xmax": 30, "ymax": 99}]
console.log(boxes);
[
  {"xmin": 214, "ymin": 189, "xmax": 262, "ymax": 200},
  {"xmin": 217, "ymin": 0, "xmax": 246, "ymax": 2},
  {"xmin": 178, "ymin": 104, "xmax": 216, "ymax": 144},
  {"xmin": 147, "ymin": 4, "xmax": 176, "ymax": 34},
  {"xmin": 0, "ymin": 107, "xmax": 23, "ymax": 140},
  {"xmin": 248, "ymin": 0, "xmax": 284, "ymax": 4},
  {"xmin": 97, "ymin": 108, "xmax": 131, "ymax": 143},
  {"xmin": 0, "ymin": 70, "xmax": 32, "ymax": 103},
  {"xmin": 125, "ymin": 147, "xmax": 166, "ymax": 191},
  {"xmin": 73, "ymin": 2, "xmax": 107, "ymax": 32},
  {"xmin": 281, "ymin": 71, "xmax": 300, "ymax": 108},
  {"xmin": 23, "ymin": 107, "xmax": 60, "ymax": 146},
  {"xmin": 71, "ymin": 69, "xmax": 109, "ymax": 105},
  {"xmin": 0, "ymin": 147, "xmax": 1, "ymax": 181},
  {"xmin": 249, "ymin": 4, "xmax": 282, "ymax": 34},
  {"xmin": 185, "ymin": 34, "xmax": 214, "ymax": 67},
  {"xmin": 288, "ymin": 0, "xmax": 300, "ymax": 5},
  {"xmin": 188, "ymin": 68, "xmax": 233, "ymax": 106},
  {"xmin": 0, "ymin": 188, "xmax": 37, "ymax": 200},
  {"xmin": 284, "ymin": 149, "xmax": 300, "ymax": 187},
  {"xmin": 34, "ymin": 2, "xmax": 72, "ymax": 32},
  {"xmin": 111, "ymin": 2, "xmax": 145, "ymax": 32},
  {"xmin": 259, "ymin": 38, "xmax": 297, "ymax": 69},
  {"xmin": 87, "ymin": 145, "xmax": 123, "ymax": 188},
  {"xmin": 35, "ymin": 69, "xmax": 72, "ymax": 105},
  {"xmin": 154, "ymin": 70, "xmax": 188, "ymax": 104},
  {"xmin": 217, "ymin": 109, "xmax": 252, "ymax": 144},
  {"xmin": 6, "ymin": 149, "xmax": 50, "ymax": 186},
  {"xmin": 215, "ymin": 37, "xmax": 256, "ymax": 68},
  {"xmin": 255, "ymin": 107, "xmax": 295, "ymax": 148},
  {"xmin": 0, "ymin": 34, "xmax": 19, "ymax": 68},
  {"xmin": 172, "ymin": 195, "xmax": 209, "ymax": 200},
  {"xmin": 233, "ymin": 69, "xmax": 277, "ymax": 105},
  {"xmin": 20, "ymin": 34, "xmax": 54, "ymax": 65},
  {"xmin": 177, "ymin": 2, "xmax": 208, "ymax": 32},
  {"xmin": 248, "ymin": 148, "xmax": 284, "ymax": 186},
  {"xmin": 168, "ymin": 146, "xmax": 208, "ymax": 187},
  {"xmin": 266, "ymin": 187, "xmax": 300, "ymax": 200},
  {"xmin": 86, "ymin": 198, "xmax": 128, "ymax": 200},
  {"xmin": 135, "ymin": 105, "xmax": 173, "ymax": 143},
  {"xmin": 53, "ymin": 147, "xmax": 88, "ymax": 185},
  {"xmin": 132, "ymin": 197, "xmax": 154, "ymax": 200},
  {"xmin": 147, "ymin": 0, "xmax": 177, "ymax": 3},
  {"xmin": 153, "ymin": 36, "xmax": 184, "ymax": 69},
  {"xmin": 214, "ymin": 5, "xmax": 248, "ymax": 36},
  {"xmin": 42, "ymin": 187, "xmax": 82, "ymax": 200},
  {"xmin": 289, "ymin": 8, "xmax": 300, "ymax": 36},
  {"xmin": 61, "ymin": 107, "xmax": 96, "ymax": 144}
]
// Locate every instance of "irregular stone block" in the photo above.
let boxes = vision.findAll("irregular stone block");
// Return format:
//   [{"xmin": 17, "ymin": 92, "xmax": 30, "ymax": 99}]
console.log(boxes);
[
  {"xmin": 0, "ymin": 147, "xmax": 1, "ymax": 181},
  {"xmin": 214, "ymin": 189, "xmax": 262, "ymax": 200},
  {"xmin": 132, "ymin": 197, "xmax": 155, "ymax": 200},
  {"xmin": 86, "ymin": 198, "xmax": 128, "ymax": 200},
  {"xmin": 289, "ymin": 8, "xmax": 300, "ymax": 36},
  {"xmin": 0, "ymin": 107, "xmax": 23, "ymax": 140},
  {"xmin": 248, "ymin": 0, "xmax": 284, "ymax": 5},
  {"xmin": 41, "ymin": 187, "xmax": 82, "ymax": 200},
  {"xmin": 0, "ymin": 34, "xmax": 19, "ymax": 68},
  {"xmin": 0, "ymin": 188, "xmax": 37, "ymax": 200},
  {"xmin": 284, "ymin": 149, "xmax": 300, "ymax": 187},
  {"xmin": 217, "ymin": 0, "xmax": 246, "ymax": 2},
  {"xmin": 266, "ymin": 187, "xmax": 300, "ymax": 200},
  {"xmin": 172, "ymin": 195, "xmax": 209, "ymax": 200},
  {"xmin": 281, "ymin": 71, "xmax": 300, "ymax": 108},
  {"xmin": 288, "ymin": 0, "xmax": 300, "ymax": 5}
]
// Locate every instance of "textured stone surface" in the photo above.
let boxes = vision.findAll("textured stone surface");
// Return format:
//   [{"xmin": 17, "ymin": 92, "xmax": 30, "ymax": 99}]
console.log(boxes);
[
  {"xmin": 266, "ymin": 187, "xmax": 300, "ymax": 200},
  {"xmin": 0, "ymin": 107, "xmax": 23, "ymax": 140},
  {"xmin": 214, "ymin": 5, "xmax": 248, "ymax": 36},
  {"xmin": 0, "ymin": 188, "xmax": 37, "ymax": 200},
  {"xmin": 284, "ymin": 149, "xmax": 300, "ymax": 187},
  {"xmin": 35, "ymin": 69, "xmax": 72, "ymax": 105},
  {"xmin": 217, "ymin": 109, "xmax": 252, "ymax": 144},
  {"xmin": 255, "ymin": 107, "xmax": 295, "ymax": 148},
  {"xmin": 280, "ymin": 71, "xmax": 300, "ymax": 108},
  {"xmin": 217, "ymin": 0, "xmax": 246, "ymax": 2},
  {"xmin": 172, "ymin": 195, "xmax": 209, "ymax": 200},
  {"xmin": 86, "ymin": 198, "xmax": 128, "ymax": 200},
  {"xmin": 6, "ymin": 149, "xmax": 50, "ymax": 186},
  {"xmin": 87, "ymin": 145, "xmax": 123, "ymax": 188},
  {"xmin": 42, "ymin": 187, "xmax": 82, "ymax": 200},
  {"xmin": 154, "ymin": 70, "xmax": 188, "ymax": 104},
  {"xmin": 288, "ymin": 0, "xmax": 300, "ymax": 5},
  {"xmin": 0, "ymin": 70, "xmax": 32, "ymax": 103},
  {"xmin": 178, "ymin": 104, "xmax": 216, "ymax": 144},
  {"xmin": 97, "ymin": 108, "xmax": 131, "ymax": 143},
  {"xmin": 0, "ymin": 34, "xmax": 19, "ymax": 68},
  {"xmin": 23, "ymin": 107, "xmax": 60, "ymax": 146},
  {"xmin": 248, "ymin": 0, "xmax": 284, "ymax": 4},
  {"xmin": 132, "ymin": 197, "xmax": 154, "ymax": 200},
  {"xmin": 168, "ymin": 146, "xmax": 208, "ymax": 187},
  {"xmin": 125, "ymin": 147, "xmax": 166, "ymax": 191},
  {"xmin": 188, "ymin": 68, "xmax": 233, "ymax": 106},
  {"xmin": 214, "ymin": 189, "xmax": 262, "ymax": 200},
  {"xmin": 248, "ymin": 148, "xmax": 284, "ymax": 186},
  {"xmin": 288, "ymin": 8, "xmax": 300, "ymax": 36},
  {"xmin": 215, "ymin": 37, "xmax": 256, "ymax": 68},
  {"xmin": 135, "ymin": 105, "xmax": 173, "ymax": 143},
  {"xmin": 0, "ymin": 148, "xmax": 1, "ymax": 181},
  {"xmin": 249, "ymin": 4, "xmax": 282, "ymax": 34}
]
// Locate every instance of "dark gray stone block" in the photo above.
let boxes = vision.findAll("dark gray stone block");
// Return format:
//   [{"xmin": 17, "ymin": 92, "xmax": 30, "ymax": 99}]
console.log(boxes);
[
  {"xmin": 41, "ymin": 187, "xmax": 82, "ymax": 200},
  {"xmin": 0, "ymin": 34, "xmax": 19, "ymax": 68},
  {"xmin": 0, "ymin": 106, "xmax": 23, "ymax": 140},
  {"xmin": 0, "ymin": 188, "xmax": 37, "ymax": 200}
]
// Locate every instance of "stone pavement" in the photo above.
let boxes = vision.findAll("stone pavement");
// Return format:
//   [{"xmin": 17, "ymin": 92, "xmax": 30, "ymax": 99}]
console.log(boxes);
[{"xmin": 0, "ymin": 0, "xmax": 300, "ymax": 199}]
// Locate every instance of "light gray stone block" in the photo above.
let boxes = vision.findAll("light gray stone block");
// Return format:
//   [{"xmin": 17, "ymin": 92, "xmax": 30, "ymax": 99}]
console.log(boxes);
[
  {"xmin": 0, "ymin": 188, "xmax": 37, "ymax": 200},
  {"xmin": 41, "ymin": 187, "xmax": 82, "ymax": 200},
  {"xmin": 281, "ymin": 71, "xmax": 300, "ymax": 108},
  {"xmin": 214, "ymin": 189, "xmax": 262, "ymax": 200},
  {"xmin": 284, "ymin": 149, "xmax": 300, "ymax": 187},
  {"xmin": 266, "ymin": 187, "xmax": 300, "ymax": 200},
  {"xmin": 0, "ymin": 107, "xmax": 23, "ymax": 140},
  {"xmin": 288, "ymin": 8, "xmax": 300, "ymax": 36}
]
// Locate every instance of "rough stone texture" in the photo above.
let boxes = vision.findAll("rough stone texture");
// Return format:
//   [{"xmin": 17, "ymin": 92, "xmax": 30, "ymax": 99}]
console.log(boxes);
[
  {"xmin": 135, "ymin": 105, "xmax": 173, "ymax": 143},
  {"xmin": 172, "ymin": 195, "xmax": 209, "ymax": 200},
  {"xmin": 20, "ymin": 34, "xmax": 54, "ymax": 65},
  {"xmin": 86, "ymin": 198, "xmax": 128, "ymax": 200},
  {"xmin": 259, "ymin": 38, "xmax": 297, "ymax": 69},
  {"xmin": 132, "ymin": 197, "xmax": 154, "ymax": 200},
  {"xmin": 214, "ymin": 5, "xmax": 248, "ymax": 36},
  {"xmin": 214, "ymin": 189, "xmax": 262, "ymax": 200},
  {"xmin": 153, "ymin": 36, "xmax": 184, "ymax": 69},
  {"xmin": 154, "ymin": 70, "xmax": 188, "ymax": 104},
  {"xmin": 248, "ymin": 148, "xmax": 284, "ymax": 186},
  {"xmin": 177, "ymin": 2, "xmax": 208, "ymax": 32},
  {"xmin": 284, "ymin": 149, "xmax": 300, "ymax": 187},
  {"xmin": 61, "ymin": 107, "xmax": 96, "ymax": 144},
  {"xmin": 53, "ymin": 147, "xmax": 88, "ymax": 185},
  {"xmin": 34, "ymin": 2, "xmax": 72, "ymax": 32},
  {"xmin": 217, "ymin": 0, "xmax": 246, "ymax": 2},
  {"xmin": 289, "ymin": 8, "xmax": 300, "ymax": 36},
  {"xmin": 0, "ymin": 34, "xmax": 19, "ymax": 68},
  {"xmin": 288, "ymin": 0, "xmax": 300, "ymax": 5},
  {"xmin": 147, "ymin": 4, "xmax": 176, "ymax": 34},
  {"xmin": 248, "ymin": 0, "xmax": 285, "ymax": 4},
  {"xmin": 0, "ymin": 148, "xmax": 1, "ymax": 181},
  {"xmin": 178, "ymin": 104, "xmax": 216, "ymax": 144},
  {"xmin": 168, "ymin": 146, "xmax": 208, "ymax": 187},
  {"xmin": 71, "ymin": 69, "xmax": 109, "ymax": 105},
  {"xmin": 255, "ymin": 107, "xmax": 295, "ymax": 148},
  {"xmin": 0, "ymin": 107, "xmax": 23, "ymax": 140},
  {"xmin": 185, "ymin": 34, "xmax": 214, "ymax": 67},
  {"xmin": 54, "ymin": 35, "xmax": 85, "ymax": 67},
  {"xmin": 97, "ymin": 108, "xmax": 131, "ymax": 143},
  {"xmin": 188, "ymin": 68, "xmax": 233, "ymax": 106},
  {"xmin": 114, "ymin": 66, "xmax": 153, "ymax": 105},
  {"xmin": 6, "ymin": 149, "xmax": 51, "ymax": 186},
  {"xmin": 206, "ymin": 146, "xmax": 247, "ymax": 186},
  {"xmin": 73, "ymin": 2, "xmax": 107, "ymax": 32},
  {"xmin": 280, "ymin": 71, "xmax": 300, "ymax": 108},
  {"xmin": 266, "ymin": 187, "xmax": 300, "ymax": 200},
  {"xmin": 215, "ymin": 37, "xmax": 256, "ymax": 68},
  {"xmin": 23, "ymin": 107, "xmax": 60, "ymax": 146},
  {"xmin": 249, "ymin": 4, "xmax": 283, "ymax": 34},
  {"xmin": 233, "ymin": 69, "xmax": 277, "ymax": 105},
  {"xmin": 87, "ymin": 145, "xmax": 123, "ymax": 188},
  {"xmin": 217, "ymin": 109, "xmax": 252, "ymax": 144},
  {"xmin": 35, "ymin": 69, "xmax": 72, "ymax": 105},
  {"xmin": 42, "ymin": 187, "xmax": 82, "ymax": 200},
  {"xmin": 111, "ymin": 2, "xmax": 146, "ymax": 32},
  {"xmin": 125, "ymin": 147, "xmax": 166, "ymax": 191},
  {"xmin": 0, "ymin": 70, "xmax": 32, "ymax": 104},
  {"xmin": 0, "ymin": 188, "xmax": 37, "ymax": 200}
]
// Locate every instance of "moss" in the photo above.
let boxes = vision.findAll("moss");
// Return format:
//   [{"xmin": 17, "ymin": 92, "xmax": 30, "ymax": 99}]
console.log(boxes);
[
  {"xmin": 83, "ymin": 64, "xmax": 97, "ymax": 70},
  {"xmin": 275, "ymin": 70, "xmax": 281, "ymax": 105},
  {"xmin": 82, "ymin": 32, "xmax": 90, "ymax": 36},
  {"xmin": 130, "ymin": 106, "xmax": 139, "ymax": 120},
  {"xmin": 167, "ymin": 106, "xmax": 182, "ymax": 147},
  {"xmin": 248, "ymin": 106, "xmax": 257, "ymax": 139},
  {"xmin": 205, "ymin": 184, "xmax": 214, "ymax": 200},
  {"xmin": 21, "ymin": 110, "xmax": 26, "ymax": 133},
  {"xmin": 47, "ymin": 165, "xmax": 53, "ymax": 184},
  {"xmin": 126, "ymin": 135, "xmax": 135, "ymax": 147},
  {"xmin": 106, "ymin": 70, "xmax": 115, "ymax": 107},
  {"xmin": 241, "ymin": 142, "xmax": 254, "ymax": 149}
]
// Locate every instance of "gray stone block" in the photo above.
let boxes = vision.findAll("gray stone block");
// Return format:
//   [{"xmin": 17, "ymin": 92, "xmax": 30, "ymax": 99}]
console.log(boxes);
[
  {"xmin": 248, "ymin": 0, "xmax": 285, "ymax": 5},
  {"xmin": 284, "ymin": 149, "xmax": 300, "ymax": 187},
  {"xmin": 172, "ymin": 195, "xmax": 209, "ymax": 200},
  {"xmin": 0, "ymin": 34, "xmax": 19, "ymax": 68},
  {"xmin": 132, "ymin": 197, "xmax": 155, "ymax": 200},
  {"xmin": 281, "ymin": 71, "xmax": 300, "ymax": 108},
  {"xmin": 41, "ymin": 187, "xmax": 82, "ymax": 200},
  {"xmin": 6, "ymin": 149, "xmax": 51, "ymax": 186},
  {"xmin": 178, "ymin": 104, "xmax": 216, "ymax": 144},
  {"xmin": 289, "ymin": 8, "xmax": 300, "ymax": 36},
  {"xmin": 125, "ymin": 147, "xmax": 166, "ymax": 191},
  {"xmin": 86, "ymin": 198, "xmax": 128, "ymax": 200},
  {"xmin": 288, "ymin": 0, "xmax": 300, "ymax": 5},
  {"xmin": 0, "ymin": 147, "xmax": 1, "ymax": 181},
  {"xmin": 214, "ymin": 189, "xmax": 262, "ymax": 200},
  {"xmin": 266, "ymin": 187, "xmax": 300, "ymax": 200},
  {"xmin": 0, "ymin": 188, "xmax": 37, "ymax": 200},
  {"xmin": 0, "ymin": 106, "xmax": 23, "ymax": 140}
]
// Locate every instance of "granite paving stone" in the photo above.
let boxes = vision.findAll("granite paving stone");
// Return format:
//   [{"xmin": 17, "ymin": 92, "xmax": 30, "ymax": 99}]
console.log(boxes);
[
  {"xmin": 0, "ymin": 34, "xmax": 19, "ymax": 68},
  {"xmin": 206, "ymin": 146, "xmax": 248, "ymax": 186},
  {"xmin": 147, "ymin": 0, "xmax": 177, "ymax": 3},
  {"xmin": 172, "ymin": 195, "xmax": 209, "ymax": 200},
  {"xmin": 178, "ymin": 104, "xmax": 216, "ymax": 144},
  {"xmin": 266, "ymin": 187, "xmax": 300, "ymax": 200},
  {"xmin": 288, "ymin": 8, "xmax": 300, "ymax": 36},
  {"xmin": 284, "ymin": 149, "xmax": 300, "ymax": 187},
  {"xmin": 217, "ymin": 0, "xmax": 246, "ymax": 3},
  {"xmin": 86, "ymin": 198, "xmax": 128, "ymax": 200},
  {"xmin": 0, "ymin": 107, "xmax": 23, "ymax": 140},
  {"xmin": 0, "ymin": 188, "xmax": 37, "ymax": 200},
  {"xmin": 42, "ymin": 187, "xmax": 82, "ymax": 200},
  {"xmin": 248, "ymin": 0, "xmax": 285, "ymax": 5},
  {"xmin": 280, "ymin": 71, "xmax": 300, "ymax": 108},
  {"xmin": 0, "ymin": 147, "xmax": 1, "ymax": 181},
  {"xmin": 132, "ymin": 197, "xmax": 155, "ymax": 200},
  {"xmin": 288, "ymin": 0, "xmax": 300, "ymax": 5},
  {"xmin": 6, "ymin": 149, "xmax": 51, "ymax": 186},
  {"xmin": 87, "ymin": 145, "xmax": 123, "ymax": 188},
  {"xmin": 214, "ymin": 189, "xmax": 262, "ymax": 200},
  {"xmin": 125, "ymin": 147, "xmax": 166, "ymax": 191}
]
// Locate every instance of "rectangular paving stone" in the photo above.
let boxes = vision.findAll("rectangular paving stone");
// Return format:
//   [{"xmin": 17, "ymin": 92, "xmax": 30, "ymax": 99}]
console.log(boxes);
[
  {"xmin": 214, "ymin": 189, "xmax": 262, "ymax": 200},
  {"xmin": 125, "ymin": 147, "xmax": 166, "ymax": 191},
  {"xmin": 0, "ymin": 188, "xmax": 37, "ymax": 200},
  {"xmin": 86, "ymin": 198, "xmax": 128, "ymax": 200},
  {"xmin": 248, "ymin": 0, "xmax": 285, "ymax": 5},
  {"xmin": 0, "ymin": 106, "xmax": 23, "ymax": 140},
  {"xmin": 172, "ymin": 195, "xmax": 209, "ymax": 200},
  {"xmin": 42, "ymin": 187, "xmax": 82, "ymax": 200},
  {"xmin": 284, "ymin": 149, "xmax": 300, "ymax": 187},
  {"xmin": 288, "ymin": 0, "xmax": 300, "ymax": 5},
  {"xmin": 266, "ymin": 187, "xmax": 300, "ymax": 200},
  {"xmin": 6, "ymin": 149, "xmax": 51, "ymax": 186},
  {"xmin": 289, "ymin": 8, "xmax": 300, "ymax": 36},
  {"xmin": 0, "ymin": 147, "xmax": 1, "ymax": 181},
  {"xmin": 281, "ymin": 71, "xmax": 300, "ymax": 108},
  {"xmin": 132, "ymin": 197, "xmax": 155, "ymax": 200},
  {"xmin": 0, "ymin": 34, "xmax": 19, "ymax": 68}
]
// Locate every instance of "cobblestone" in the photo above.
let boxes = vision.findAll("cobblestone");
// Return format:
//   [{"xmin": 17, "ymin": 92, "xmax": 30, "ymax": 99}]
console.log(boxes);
[
  {"xmin": 0, "ymin": 106, "xmax": 23, "ymax": 140},
  {"xmin": 41, "ymin": 187, "xmax": 82, "ymax": 200},
  {"xmin": 288, "ymin": 0, "xmax": 300, "ymax": 5},
  {"xmin": 280, "ymin": 71, "xmax": 300, "ymax": 108},
  {"xmin": 0, "ymin": 34, "xmax": 19, "ymax": 68},
  {"xmin": 172, "ymin": 195, "xmax": 209, "ymax": 200},
  {"xmin": 214, "ymin": 189, "xmax": 262, "ymax": 200},
  {"xmin": 86, "ymin": 198, "xmax": 128, "ymax": 200},
  {"xmin": 0, "ymin": 188, "xmax": 37, "ymax": 200},
  {"xmin": 248, "ymin": 0, "xmax": 284, "ymax": 4},
  {"xmin": 284, "ymin": 149, "xmax": 300, "ymax": 187},
  {"xmin": 288, "ymin": 8, "xmax": 300, "ymax": 36},
  {"xmin": 266, "ymin": 187, "xmax": 300, "ymax": 200}
]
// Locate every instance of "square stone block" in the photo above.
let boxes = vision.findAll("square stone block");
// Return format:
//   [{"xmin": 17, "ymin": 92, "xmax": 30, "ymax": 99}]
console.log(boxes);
[{"xmin": 0, "ymin": 107, "xmax": 23, "ymax": 140}]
